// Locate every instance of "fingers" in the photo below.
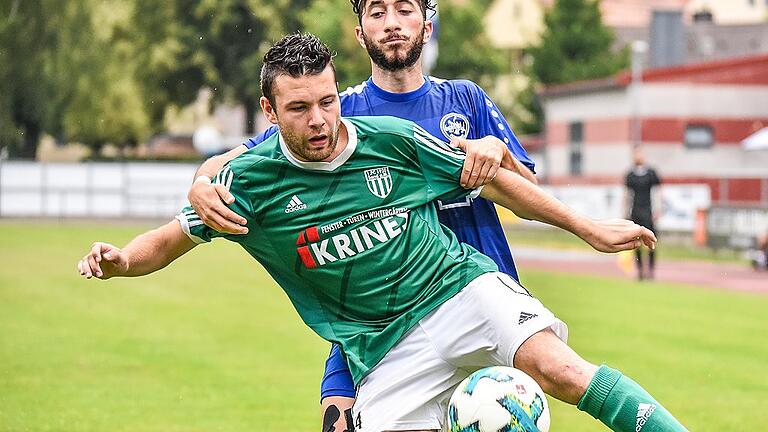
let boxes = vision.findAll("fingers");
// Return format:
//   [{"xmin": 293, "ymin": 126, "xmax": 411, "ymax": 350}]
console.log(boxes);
[
  {"xmin": 201, "ymin": 205, "xmax": 248, "ymax": 235},
  {"xmin": 214, "ymin": 183, "xmax": 235, "ymax": 205},
  {"xmin": 87, "ymin": 243, "xmax": 105, "ymax": 278},
  {"xmin": 190, "ymin": 182, "xmax": 248, "ymax": 235},
  {"xmin": 639, "ymin": 226, "xmax": 657, "ymax": 250},
  {"xmin": 458, "ymin": 139, "xmax": 504, "ymax": 189},
  {"xmin": 460, "ymin": 157, "xmax": 476, "ymax": 189}
]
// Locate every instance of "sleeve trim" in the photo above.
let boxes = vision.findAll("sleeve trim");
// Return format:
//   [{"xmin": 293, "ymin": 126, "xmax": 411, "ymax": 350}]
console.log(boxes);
[{"xmin": 175, "ymin": 214, "xmax": 209, "ymax": 244}]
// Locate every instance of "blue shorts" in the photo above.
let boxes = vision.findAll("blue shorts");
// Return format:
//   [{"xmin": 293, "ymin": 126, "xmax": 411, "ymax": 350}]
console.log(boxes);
[{"xmin": 320, "ymin": 344, "xmax": 356, "ymax": 401}]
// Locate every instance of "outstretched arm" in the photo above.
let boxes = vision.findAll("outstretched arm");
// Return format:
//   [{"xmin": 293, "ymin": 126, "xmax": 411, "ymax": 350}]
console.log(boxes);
[
  {"xmin": 480, "ymin": 169, "xmax": 656, "ymax": 253},
  {"xmin": 77, "ymin": 220, "xmax": 197, "ymax": 279}
]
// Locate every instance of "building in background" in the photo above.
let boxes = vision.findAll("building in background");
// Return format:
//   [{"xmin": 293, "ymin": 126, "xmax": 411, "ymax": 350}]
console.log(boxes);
[{"xmin": 540, "ymin": 54, "xmax": 768, "ymax": 208}]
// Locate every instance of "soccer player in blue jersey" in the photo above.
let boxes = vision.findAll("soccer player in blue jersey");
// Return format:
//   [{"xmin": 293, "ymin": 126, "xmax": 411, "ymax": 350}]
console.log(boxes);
[{"xmin": 187, "ymin": 1, "xmax": 538, "ymax": 430}]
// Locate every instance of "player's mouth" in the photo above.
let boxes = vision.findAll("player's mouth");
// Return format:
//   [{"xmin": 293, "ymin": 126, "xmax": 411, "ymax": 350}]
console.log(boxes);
[
  {"xmin": 382, "ymin": 35, "xmax": 409, "ymax": 45},
  {"xmin": 308, "ymin": 135, "xmax": 329, "ymax": 148}
]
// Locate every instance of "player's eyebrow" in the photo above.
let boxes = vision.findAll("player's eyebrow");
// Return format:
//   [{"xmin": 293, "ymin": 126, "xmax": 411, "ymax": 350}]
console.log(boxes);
[
  {"xmin": 367, "ymin": 0, "xmax": 417, "ymax": 10},
  {"xmin": 366, "ymin": 0, "xmax": 385, "ymax": 11}
]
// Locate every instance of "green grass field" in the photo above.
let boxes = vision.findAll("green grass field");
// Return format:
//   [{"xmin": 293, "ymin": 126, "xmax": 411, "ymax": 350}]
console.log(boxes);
[{"xmin": 2, "ymin": 222, "xmax": 767, "ymax": 431}]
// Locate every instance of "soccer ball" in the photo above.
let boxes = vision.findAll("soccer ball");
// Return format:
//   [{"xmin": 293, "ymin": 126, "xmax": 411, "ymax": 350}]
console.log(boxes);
[{"xmin": 447, "ymin": 366, "xmax": 550, "ymax": 432}]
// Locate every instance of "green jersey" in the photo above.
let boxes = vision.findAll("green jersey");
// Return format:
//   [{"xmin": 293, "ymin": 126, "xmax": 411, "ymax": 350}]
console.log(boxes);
[{"xmin": 177, "ymin": 116, "xmax": 498, "ymax": 383}]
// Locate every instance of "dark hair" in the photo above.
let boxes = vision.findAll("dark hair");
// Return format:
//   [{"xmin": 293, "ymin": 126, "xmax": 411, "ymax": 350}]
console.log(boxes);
[
  {"xmin": 350, "ymin": 0, "xmax": 436, "ymax": 24},
  {"xmin": 260, "ymin": 33, "xmax": 336, "ymax": 106}
]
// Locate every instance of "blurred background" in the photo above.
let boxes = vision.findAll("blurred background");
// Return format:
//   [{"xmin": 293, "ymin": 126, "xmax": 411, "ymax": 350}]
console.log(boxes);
[{"xmin": 1, "ymin": 1, "xmax": 767, "ymax": 431}]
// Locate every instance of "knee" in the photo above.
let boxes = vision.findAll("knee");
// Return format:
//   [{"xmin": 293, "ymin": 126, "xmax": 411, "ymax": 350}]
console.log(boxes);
[{"xmin": 545, "ymin": 360, "xmax": 596, "ymax": 394}]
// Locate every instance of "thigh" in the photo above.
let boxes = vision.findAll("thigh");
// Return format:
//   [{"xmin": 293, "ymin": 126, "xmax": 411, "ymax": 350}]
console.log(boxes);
[
  {"xmin": 422, "ymin": 272, "xmax": 568, "ymax": 369},
  {"xmin": 352, "ymin": 324, "xmax": 465, "ymax": 432}
]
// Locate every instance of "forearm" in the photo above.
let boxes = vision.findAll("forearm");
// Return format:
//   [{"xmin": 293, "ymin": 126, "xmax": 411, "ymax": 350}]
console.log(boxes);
[
  {"xmin": 500, "ymin": 149, "xmax": 537, "ymax": 184},
  {"xmin": 121, "ymin": 221, "xmax": 196, "ymax": 277},
  {"xmin": 194, "ymin": 145, "xmax": 248, "ymax": 179},
  {"xmin": 480, "ymin": 169, "xmax": 595, "ymax": 241}
]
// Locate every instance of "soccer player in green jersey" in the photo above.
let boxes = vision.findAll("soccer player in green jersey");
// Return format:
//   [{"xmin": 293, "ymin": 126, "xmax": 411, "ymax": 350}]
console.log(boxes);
[{"xmin": 78, "ymin": 34, "xmax": 687, "ymax": 432}]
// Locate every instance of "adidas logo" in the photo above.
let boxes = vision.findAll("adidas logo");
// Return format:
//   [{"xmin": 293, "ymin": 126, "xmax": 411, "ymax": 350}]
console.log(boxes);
[
  {"xmin": 635, "ymin": 403, "xmax": 656, "ymax": 431},
  {"xmin": 285, "ymin": 195, "xmax": 308, "ymax": 213},
  {"xmin": 518, "ymin": 311, "xmax": 538, "ymax": 325}
]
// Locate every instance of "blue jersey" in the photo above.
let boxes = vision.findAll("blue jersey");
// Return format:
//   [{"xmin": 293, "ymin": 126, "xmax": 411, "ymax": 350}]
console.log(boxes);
[{"xmin": 244, "ymin": 76, "xmax": 535, "ymax": 400}]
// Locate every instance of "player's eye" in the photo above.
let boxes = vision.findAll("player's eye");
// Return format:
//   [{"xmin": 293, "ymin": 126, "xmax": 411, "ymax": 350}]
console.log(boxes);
[{"xmin": 370, "ymin": 11, "xmax": 384, "ymax": 18}]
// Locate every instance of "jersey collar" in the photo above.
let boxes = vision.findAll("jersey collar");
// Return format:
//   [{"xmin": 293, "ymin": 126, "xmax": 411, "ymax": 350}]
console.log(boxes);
[
  {"xmin": 279, "ymin": 118, "xmax": 357, "ymax": 171},
  {"xmin": 366, "ymin": 76, "xmax": 432, "ymax": 102}
]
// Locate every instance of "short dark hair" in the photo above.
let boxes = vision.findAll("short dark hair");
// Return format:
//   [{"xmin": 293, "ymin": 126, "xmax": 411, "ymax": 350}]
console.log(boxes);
[
  {"xmin": 260, "ymin": 33, "xmax": 336, "ymax": 106},
  {"xmin": 350, "ymin": 0, "xmax": 436, "ymax": 24}
]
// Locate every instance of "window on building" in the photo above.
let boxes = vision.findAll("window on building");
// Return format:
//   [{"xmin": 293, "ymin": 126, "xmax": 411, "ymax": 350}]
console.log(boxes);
[
  {"xmin": 569, "ymin": 121, "xmax": 583, "ymax": 175},
  {"xmin": 684, "ymin": 124, "xmax": 714, "ymax": 149}
]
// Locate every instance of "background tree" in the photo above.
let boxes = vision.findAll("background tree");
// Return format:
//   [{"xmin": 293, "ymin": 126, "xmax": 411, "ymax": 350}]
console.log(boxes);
[
  {"xmin": 528, "ymin": 0, "xmax": 628, "ymax": 86},
  {"xmin": 185, "ymin": 0, "xmax": 311, "ymax": 135},
  {"xmin": 0, "ymin": 0, "xmax": 58, "ymax": 158},
  {"xmin": 431, "ymin": 1, "xmax": 505, "ymax": 91},
  {"xmin": 301, "ymin": 0, "xmax": 370, "ymax": 89},
  {"xmin": 516, "ymin": 0, "xmax": 628, "ymax": 134}
]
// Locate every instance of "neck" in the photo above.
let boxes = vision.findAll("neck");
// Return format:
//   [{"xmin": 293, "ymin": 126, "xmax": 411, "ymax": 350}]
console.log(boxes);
[
  {"xmin": 324, "ymin": 120, "xmax": 349, "ymax": 162},
  {"xmin": 370, "ymin": 62, "xmax": 425, "ymax": 93}
]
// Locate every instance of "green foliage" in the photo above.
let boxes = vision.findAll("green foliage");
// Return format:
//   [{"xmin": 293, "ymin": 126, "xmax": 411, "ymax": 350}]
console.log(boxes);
[
  {"xmin": 300, "ymin": 0, "xmax": 371, "ymax": 89},
  {"xmin": 508, "ymin": 81, "xmax": 544, "ymax": 136},
  {"xmin": 528, "ymin": 0, "xmax": 629, "ymax": 85},
  {"xmin": 431, "ymin": 2, "xmax": 505, "ymax": 90},
  {"xmin": 0, "ymin": 0, "xmax": 59, "ymax": 158}
]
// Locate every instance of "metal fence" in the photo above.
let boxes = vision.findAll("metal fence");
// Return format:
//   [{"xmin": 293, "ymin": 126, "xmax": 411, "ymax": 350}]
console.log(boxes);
[{"xmin": 0, "ymin": 161, "xmax": 197, "ymax": 218}]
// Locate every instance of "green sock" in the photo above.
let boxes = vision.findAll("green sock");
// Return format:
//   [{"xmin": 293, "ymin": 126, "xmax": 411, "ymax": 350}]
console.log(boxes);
[{"xmin": 576, "ymin": 365, "xmax": 688, "ymax": 432}]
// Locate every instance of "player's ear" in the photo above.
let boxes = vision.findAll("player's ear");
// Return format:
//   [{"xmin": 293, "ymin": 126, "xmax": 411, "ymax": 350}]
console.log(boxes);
[
  {"xmin": 260, "ymin": 96, "xmax": 278, "ymax": 124},
  {"xmin": 423, "ymin": 20, "xmax": 433, "ymax": 43},
  {"xmin": 354, "ymin": 26, "xmax": 366, "ymax": 49}
]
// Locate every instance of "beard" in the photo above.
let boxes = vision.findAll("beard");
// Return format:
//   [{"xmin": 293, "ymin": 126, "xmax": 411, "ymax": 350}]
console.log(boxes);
[
  {"xmin": 362, "ymin": 28, "xmax": 425, "ymax": 72},
  {"xmin": 280, "ymin": 117, "xmax": 341, "ymax": 162}
]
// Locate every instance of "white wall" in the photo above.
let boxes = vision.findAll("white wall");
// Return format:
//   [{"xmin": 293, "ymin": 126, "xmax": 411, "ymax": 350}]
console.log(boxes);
[{"xmin": 0, "ymin": 161, "xmax": 197, "ymax": 218}]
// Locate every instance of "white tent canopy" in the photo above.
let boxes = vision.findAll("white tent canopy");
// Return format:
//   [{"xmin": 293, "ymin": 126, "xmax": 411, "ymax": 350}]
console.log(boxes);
[{"xmin": 741, "ymin": 127, "xmax": 768, "ymax": 151}]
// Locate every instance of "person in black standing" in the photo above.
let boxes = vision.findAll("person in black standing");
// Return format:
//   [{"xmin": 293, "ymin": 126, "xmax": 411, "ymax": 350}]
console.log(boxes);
[{"xmin": 625, "ymin": 148, "xmax": 661, "ymax": 280}]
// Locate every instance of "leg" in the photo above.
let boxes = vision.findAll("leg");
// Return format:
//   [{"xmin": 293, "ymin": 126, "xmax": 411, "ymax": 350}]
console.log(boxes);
[
  {"xmin": 634, "ymin": 249, "xmax": 645, "ymax": 280},
  {"xmin": 647, "ymin": 249, "xmax": 656, "ymax": 279},
  {"xmin": 514, "ymin": 329, "xmax": 688, "ymax": 431},
  {"xmin": 514, "ymin": 328, "xmax": 597, "ymax": 404},
  {"xmin": 321, "ymin": 396, "xmax": 355, "ymax": 432}
]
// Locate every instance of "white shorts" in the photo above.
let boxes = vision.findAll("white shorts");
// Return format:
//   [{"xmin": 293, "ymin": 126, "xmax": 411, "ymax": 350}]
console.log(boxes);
[{"xmin": 352, "ymin": 272, "xmax": 568, "ymax": 432}]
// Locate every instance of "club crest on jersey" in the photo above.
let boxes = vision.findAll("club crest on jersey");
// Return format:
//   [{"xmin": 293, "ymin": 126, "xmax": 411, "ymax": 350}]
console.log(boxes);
[
  {"xmin": 440, "ymin": 113, "xmax": 470, "ymax": 140},
  {"xmin": 364, "ymin": 167, "xmax": 393, "ymax": 199}
]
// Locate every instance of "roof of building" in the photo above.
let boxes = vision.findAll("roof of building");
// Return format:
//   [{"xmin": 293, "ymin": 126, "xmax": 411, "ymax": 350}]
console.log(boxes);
[{"xmin": 542, "ymin": 53, "xmax": 768, "ymax": 98}]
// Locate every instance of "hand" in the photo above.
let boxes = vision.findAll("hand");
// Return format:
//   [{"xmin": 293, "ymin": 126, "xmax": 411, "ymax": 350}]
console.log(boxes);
[
  {"xmin": 585, "ymin": 219, "xmax": 657, "ymax": 253},
  {"xmin": 188, "ymin": 180, "xmax": 248, "ymax": 235},
  {"xmin": 452, "ymin": 136, "xmax": 505, "ymax": 189},
  {"xmin": 77, "ymin": 242, "xmax": 128, "ymax": 279}
]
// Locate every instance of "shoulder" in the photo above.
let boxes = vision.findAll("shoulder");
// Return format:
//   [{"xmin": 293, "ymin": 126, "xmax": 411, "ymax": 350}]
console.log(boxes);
[
  {"xmin": 347, "ymin": 115, "xmax": 417, "ymax": 138},
  {"xmin": 430, "ymin": 77, "xmax": 487, "ymax": 97},
  {"xmin": 226, "ymin": 144, "xmax": 275, "ymax": 183},
  {"xmin": 339, "ymin": 80, "xmax": 368, "ymax": 99}
]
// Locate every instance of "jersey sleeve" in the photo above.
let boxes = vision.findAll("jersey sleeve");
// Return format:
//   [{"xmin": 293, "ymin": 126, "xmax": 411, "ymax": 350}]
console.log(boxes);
[
  {"xmin": 469, "ymin": 85, "xmax": 536, "ymax": 173},
  {"xmin": 320, "ymin": 344, "xmax": 356, "ymax": 400},
  {"xmin": 243, "ymin": 125, "xmax": 279, "ymax": 149},
  {"xmin": 410, "ymin": 124, "xmax": 481, "ymax": 202},
  {"xmin": 175, "ymin": 163, "xmax": 255, "ymax": 243},
  {"xmin": 650, "ymin": 168, "xmax": 661, "ymax": 186}
]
